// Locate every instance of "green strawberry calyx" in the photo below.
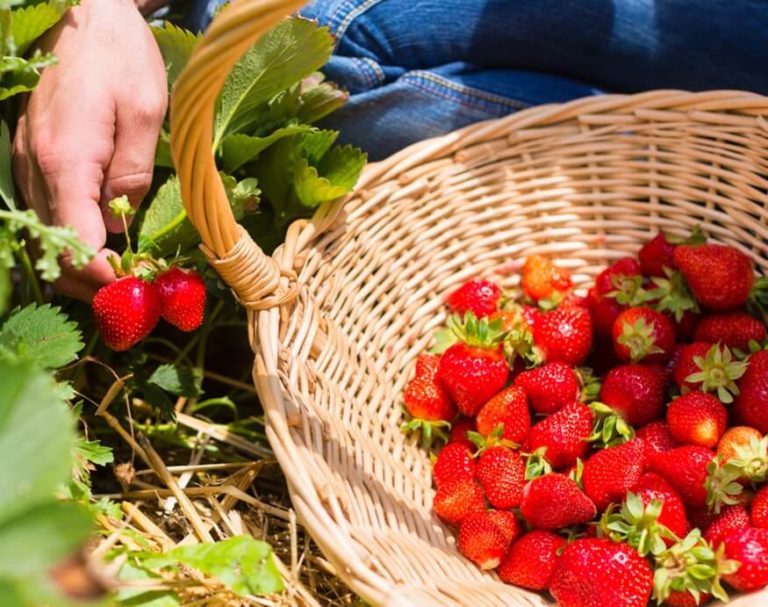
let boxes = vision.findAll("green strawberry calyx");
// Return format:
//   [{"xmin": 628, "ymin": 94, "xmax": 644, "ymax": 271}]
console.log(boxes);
[
  {"xmin": 400, "ymin": 415, "xmax": 451, "ymax": 450},
  {"xmin": 587, "ymin": 401, "xmax": 635, "ymax": 449},
  {"xmin": 685, "ymin": 343, "xmax": 748, "ymax": 404},
  {"xmin": 467, "ymin": 424, "xmax": 518, "ymax": 456},
  {"xmin": 446, "ymin": 312, "xmax": 507, "ymax": 349},
  {"xmin": 522, "ymin": 446, "xmax": 553, "ymax": 481},
  {"xmin": 618, "ymin": 316, "xmax": 665, "ymax": 362},
  {"xmin": 645, "ymin": 268, "xmax": 700, "ymax": 323},
  {"xmin": 652, "ymin": 528, "xmax": 738, "ymax": 605},
  {"xmin": 576, "ymin": 366, "xmax": 602, "ymax": 403},
  {"xmin": 607, "ymin": 273, "xmax": 647, "ymax": 307},
  {"xmin": 704, "ymin": 456, "xmax": 746, "ymax": 514},
  {"xmin": 599, "ymin": 493, "xmax": 676, "ymax": 557}
]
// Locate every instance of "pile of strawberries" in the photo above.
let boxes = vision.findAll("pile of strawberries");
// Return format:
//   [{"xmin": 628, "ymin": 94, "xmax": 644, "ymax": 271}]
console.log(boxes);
[
  {"xmin": 401, "ymin": 230, "xmax": 768, "ymax": 607},
  {"xmin": 92, "ymin": 267, "xmax": 207, "ymax": 351}
]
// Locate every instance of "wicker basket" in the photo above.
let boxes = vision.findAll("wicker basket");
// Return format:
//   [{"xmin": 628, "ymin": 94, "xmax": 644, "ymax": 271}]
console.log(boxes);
[{"xmin": 170, "ymin": 1, "xmax": 768, "ymax": 605}]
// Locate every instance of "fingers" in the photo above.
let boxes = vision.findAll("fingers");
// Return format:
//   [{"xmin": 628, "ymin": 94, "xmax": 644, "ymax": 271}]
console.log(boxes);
[{"xmin": 100, "ymin": 87, "xmax": 167, "ymax": 233}]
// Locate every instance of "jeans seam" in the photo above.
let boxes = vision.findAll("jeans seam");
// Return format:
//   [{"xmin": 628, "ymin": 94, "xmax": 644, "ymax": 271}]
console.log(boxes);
[
  {"xmin": 403, "ymin": 71, "xmax": 530, "ymax": 112},
  {"xmin": 356, "ymin": 57, "xmax": 385, "ymax": 88},
  {"xmin": 334, "ymin": 0, "xmax": 386, "ymax": 43}
]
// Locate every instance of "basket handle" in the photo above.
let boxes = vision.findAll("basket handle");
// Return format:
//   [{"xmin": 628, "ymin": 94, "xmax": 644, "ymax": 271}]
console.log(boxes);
[{"xmin": 170, "ymin": 0, "xmax": 306, "ymax": 309}]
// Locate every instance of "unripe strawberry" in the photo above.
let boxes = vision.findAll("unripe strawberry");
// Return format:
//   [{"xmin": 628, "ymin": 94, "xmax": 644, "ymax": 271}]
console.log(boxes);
[
  {"xmin": 93, "ymin": 277, "xmax": 161, "ymax": 351},
  {"xmin": 154, "ymin": 267, "xmax": 207, "ymax": 331}
]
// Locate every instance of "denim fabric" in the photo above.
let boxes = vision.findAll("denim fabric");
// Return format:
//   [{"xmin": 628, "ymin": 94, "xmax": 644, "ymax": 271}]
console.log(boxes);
[{"xmin": 181, "ymin": 0, "xmax": 768, "ymax": 160}]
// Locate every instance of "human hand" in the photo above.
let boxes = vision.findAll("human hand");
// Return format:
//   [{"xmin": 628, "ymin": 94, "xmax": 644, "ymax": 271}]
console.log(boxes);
[{"xmin": 13, "ymin": 0, "xmax": 168, "ymax": 301}]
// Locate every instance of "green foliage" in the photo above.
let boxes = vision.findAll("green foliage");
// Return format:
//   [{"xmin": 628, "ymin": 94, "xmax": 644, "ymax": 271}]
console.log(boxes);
[
  {"xmin": 220, "ymin": 125, "xmax": 313, "ymax": 173},
  {"xmin": 148, "ymin": 363, "xmax": 202, "ymax": 398},
  {"xmin": 0, "ymin": 119, "xmax": 14, "ymax": 209},
  {"xmin": 150, "ymin": 21, "xmax": 201, "ymax": 91},
  {"xmin": 0, "ymin": 303, "xmax": 83, "ymax": 368},
  {"xmin": 0, "ymin": 359, "xmax": 92, "ymax": 601}
]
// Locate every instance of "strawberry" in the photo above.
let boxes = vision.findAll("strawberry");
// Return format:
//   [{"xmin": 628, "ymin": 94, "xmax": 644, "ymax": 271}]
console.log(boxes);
[
  {"xmin": 704, "ymin": 504, "xmax": 750, "ymax": 548},
  {"xmin": 550, "ymin": 538, "xmax": 653, "ymax": 607},
  {"xmin": 520, "ymin": 473, "xmax": 596, "ymax": 529},
  {"xmin": 433, "ymin": 478, "xmax": 485, "ymax": 525},
  {"xmin": 733, "ymin": 350, "xmax": 768, "ymax": 433},
  {"xmin": 153, "ymin": 267, "xmax": 207, "ymax": 331},
  {"xmin": 663, "ymin": 591, "xmax": 711, "ymax": 607},
  {"xmin": 717, "ymin": 426, "xmax": 763, "ymax": 462},
  {"xmin": 437, "ymin": 315, "xmax": 510, "ymax": 417},
  {"xmin": 498, "ymin": 530, "xmax": 566, "ymax": 590},
  {"xmin": 752, "ymin": 486, "xmax": 768, "ymax": 529},
  {"xmin": 599, "ymin": 363, "xmax": 666, "ymax": 426},
  {"xmin": 514, "ymin": 361, "xmax": 579, "ymax": 415},
  {"xmin": 632, "ymin": 472, "xmax": 689, "ymax": 540},
  {"xmin": 588, "ymin": 287, "xmax": 627, "ymax": 339},
  {"xmin": 93, "ymin": 277, "xmax": 161, "ymax": 351},
  {"xmin": 673, "ymin": 243, "xmax": 755, "ymax": 311},
  {"xmin": 432, "ymin": 443, "xmax": 474, "ymax": 489},
  {"xmin": 446, "ymin": 279, "xmax": 501, "ymax": 318},
  {"xmin": 612, "ymin": 307, "xmax": 676, "ymax": 364},
  {"xmin": 487, "ymin": 510, "xmax": 521, "ymax": 544},
  {"xmin": 475, "ymin": 446, "xmax": 525, "ymax": 509},
  {"xmin": 672, "ymin": 342, "xmax": 747, "ymax": 403},
  {"xmin": 582, "ymin": 439, "xmax": 646, "ymax": 511},
  {"xmin": 475, "ymin": 386, "xmax": 530, "ymax": 444},
  {"xmin": 531, "ymin": 305, "xmax": 593, "ymax": 366},
  {"xmin": 671, "ymin": 310, "xmax": 699, "ymax": 342},
  {"xmin": 595, "ymin": 257, "xmax": 643, "ymax": 296},
  {"xmin": 647, "ymin": 446, "xmax": 715, "ymax": 508},
  {"xmin": 401, "ymin": 355, "xmax": 456, "ymax": 445},
  {"xmin": 520, "ymin": 254, "xmax": 572, "ymax": 304},
  {"xmin": 723, "ymin": 526, "xmax": 768, "ymax": 591},
  {"xmin": 639, "ymin": 232, "xmax": 677, "ymax": 277},
  {"xmin": 527, "ymin": 402, "xmax": 593, "ymax": 469},
  {"xmin": 448, "ymin": 416, "xmax": 476, "ymax": 450},
  {"xmin": 693, "ymin": 311, "xmax": 766, "ymax": 351},
  {"xmin": 457, "ymin": 511, "xmax": 515, "ymax": 570},
  {"xmin": 666, "ymin": 392, "xmax": 728, "ymax": 449},
  {"xmin": 636, "ymin": 421, "xmax": 676, "ymax": 456}
]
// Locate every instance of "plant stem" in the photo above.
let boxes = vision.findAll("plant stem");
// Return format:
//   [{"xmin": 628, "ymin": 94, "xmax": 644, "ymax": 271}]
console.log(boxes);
[{"xmin": 17, "ymin": 243, "xmax": 43, "ymax": 304}]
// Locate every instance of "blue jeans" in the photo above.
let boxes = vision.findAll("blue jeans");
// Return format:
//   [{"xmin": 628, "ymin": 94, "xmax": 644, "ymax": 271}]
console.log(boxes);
[{"xmin": 183, "ymin": 1, "xmax": 768, "ymax": 160}]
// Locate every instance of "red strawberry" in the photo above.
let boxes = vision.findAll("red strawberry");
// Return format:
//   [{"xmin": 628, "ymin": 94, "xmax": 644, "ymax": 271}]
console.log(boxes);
[
  {"xmin": 402, "ymin": 355, "xmax": 456, "ymax": 422},
  {"xmin": 498, "ymin": 530, "xmax": 566, "ymax": 590},
  {"xmin": 664, "ymin": 591, "xmax": 711, "ymax": 607},
  {"xmin": 639, "ymin": 232, "xmax": 677, "ymax": 277},
  {"xmin": 599, "ymin": 363, "xmax": 666, "ymax": 426},
  {"xmin": 433, "ymin": 478, "xmax": 485, "ymax": 525},
  {"xmin": 672, "ymin": 342, "xmax": 714, "ymax": 391},
  {"xmin": 550, "ymin": 538, "xmax": 653, "ymax": 607},
  {"xmin": 457, "ymin": 511, "xmax": 514, "ymax": 570},
  {"xmin": 671, "ymin": 310, "xmax": 699, "ymax": 342},
  {"xmin": 521, "ymin": 255, "xmax": 572, "ymax": 303},
  {"xmin": 595, "ymin": 257, "xmax": 643, "ymax": 296},
  {"xmin": 674, "ymin": 243, "xmax": 754, "ymax": 311},
  {"xmin": 532, "ymin": 305, "xmax": 593, "ymax": 366},
  {"xmin": 449, "ymin": 417, "xmax": 476, "ymax": 450},
  {"xmin": 520, "ymin": 473, "xmax": 596, "ymax": 529},
  {"xmin": 475, "ymin": 386, "xmax": 530, "ymax": 444},
  {"xmin": 514, "ymin": 362, "xmax": 579, "ymax": 415},
  {"xmin": 636, "ymin": 421, "xmax": 676, "ymax": 456},
  {"xmin": 752, "ymin": 486, "xmax": 768, "ymax": 529},
  {"xmin": 704, "ymin": 504, "xmax": 750, "ymax": 548},
  {"xmin": 612, "ymin": 307, "xmax": 676, "ymax": 364},
  {"xmin": 588, "ymin": 287, "xmax": 627, "ymax": 339},
  {"xmin": 694, "ymin": 311, "xmax": 766, "ymax": 351},
  {"xmin": 582, "ymin": 439, "xmax": 646, "ymax": 511},
  {"xmin": 647, "ymin": 446, "xmax": 715, "ymax": 508},
  {"xmin": 446, "ymin": 279, "xmax": 501, "ymax": 318},
  {"xmin": 666, "ymin": 392, "xmax": 727, "ymax": 449},
  {"xmin": 632, "ymin": 472, "xmax": 689, "ymax": 539},
  {"xmin": 527, "ymin": 402, "xmax": 593, "ymax": 469},
  {"xmin": 93, "ymin": 277, "xmax": 161, "ymax": 351},
  {"xmin": 733, "ymin": 350, "xmax": 768, "ymax": 433},
  {"xmin": 433, "ymin": 443, "xmax": 474, "ymax": 489},
  {"xmin": 153, "ymin": 267, "xmax": 207, "ymax": 331},
  {"xmin": 723, "ymin": 526, "xmax": 768, "ymax": 591},
  {"xmin": 487, "ymin": 510, "xmax": 521, "ymax": 544},
  {"xmin": 438, "ymin": 342, "xmax": 509, "ymax": 417},
  {"xmin": 475, "ymin": 446, "xmax": 525, "ymax": 509}
]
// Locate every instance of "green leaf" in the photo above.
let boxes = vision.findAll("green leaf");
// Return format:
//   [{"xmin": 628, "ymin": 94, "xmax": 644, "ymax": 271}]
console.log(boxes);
[
  {"xmin": 148, "ymin": 364, "xmax": 202, "ymax": 398},
  {"xmin": 0, "ymin": 304, "xmax": 83, "ymax": 368},
  {"xmin": 294, "ymin": 143, "xmax": 367, "ymax": 207},
  {"xmin": 0, "ymin": 360, "xmax": 76, "ymax": 522},
  {"xmin": 146, "ymin": 536, "xmax": 283, "ymax": 596},
  {"xmin": 0, "ymin": 264, "xmax": 10, "ymax": 317},
  {"xmin": 74, "ymin": 438, "xmax": 114, "ymax": 467},
  {"xmin": 220, "ymin": 125, "xmax": 313, "ymax": 173},
  {"xmin": 151, "ymin": 22, "xmax": 201, "ymax": 91},
  {"xmin": 117, "ymin": 562, "xmax": 181, "ymax": 607},
  {"xmin": 10, "ymin": 0, "xmax": 73, "ymax": 55},
  {"xmin": 214, "ymin": 17, "xmax": 334, "ymax": 147},
  {"xmin": 154, "ymin": 129, "xmax": 173, "ymax": 169},
  {"xmin": 0, "ymin": 120, "xmax": 15, "ymax": 209},
  {"xmin": 0, "ymin": 501, "xmax": 91, "ymax": 576},
  {"xmin": 296, "ymin": 72, "xmax": 348, "ymax": 124}
]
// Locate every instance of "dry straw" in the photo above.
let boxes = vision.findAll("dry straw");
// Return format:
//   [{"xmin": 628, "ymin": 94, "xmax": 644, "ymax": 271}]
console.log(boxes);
[{"xmin": 170, "ymin": 0, "xmax": 768, "ymax": 604}]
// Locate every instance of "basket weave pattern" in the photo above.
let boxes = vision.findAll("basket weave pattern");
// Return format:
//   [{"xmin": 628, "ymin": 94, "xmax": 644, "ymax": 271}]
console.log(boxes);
[{"xmin": 171, "ymin": 2, "xmax": 768, "ymax": 605}]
